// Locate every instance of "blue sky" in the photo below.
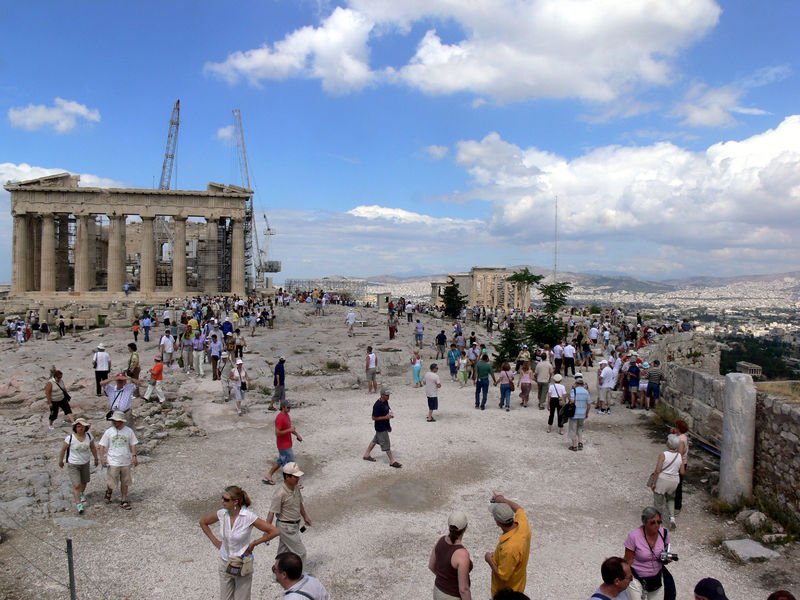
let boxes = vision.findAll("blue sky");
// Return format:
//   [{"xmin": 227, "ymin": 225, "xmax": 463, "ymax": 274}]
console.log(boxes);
[{"xmin": 2, "ymin": 0, "xmax": 800, "ymax": 284}]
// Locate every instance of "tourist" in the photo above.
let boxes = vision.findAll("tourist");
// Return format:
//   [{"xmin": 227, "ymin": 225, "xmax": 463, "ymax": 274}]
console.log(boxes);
[
  {"xmin": 141, "ymin": 314, "xmax": 152, "ymax": 342},
  {"xmin": 457, "ymin": 351, "xmax": 469, "ymax": 387},
  {"xmin": 552, "ymin": 340, "xmax": 564, "ymax": 375},
  {"xmin": 533, "ymin": 354, "xmax": 553, "ymax": 410},
  {"xmin": 346, "ymin": 309, "xmax": 356, "ymax": 337},
  {"xmin": 497, "ymin": 362, "xmax": 514, "ymax": 412},
  {"xmin": 473, "ymin": 354, "xmax": 497, "ymax": 410},
  {"xmin": 673, "ymin": 420, "xmax": 690, "ymax": 515},
  {"xmin": 58, "ymin": 315, "xmax": 66, "ymax": 337},
  {"xmin": 628, "ymin": 357, "xmax": 641, "ymax": 409},
  {"xmin": 485, "ymin": 493, "xmax": 531, "ymax": 598},
  {"xmin": 159, "ymin": 329, "xmax": 174, "ymax": 367},
  {"xmin": 267, "ymin": 462, "xmax": 313, "ymax": 566},
  {"xmin": 180, "ymin": 329, "xmax": 193, "ymax": 374},
  {"xmin": 387, "ymin": 311, "xmax": 399, "ymax": 340},
  {"xmin": 273, "ymin": 552, "xmax": 330, "ymax": 599},
  {"xmin": 57, "ymin": 417, "xmax": 98, "ymax": 515},
  {"xmin": 424, "ymin": 363, "xmax": 442, "ymax": 422},
  {"xmin": 100, "ymin": 372, "xmax": 138, "ymax": 428},
  {"xmin": 126, "ymin": 343, "xmax": 141, "ymax": 386},
  {"xmin": 590, "ymin": 556, "xmax": 633, "ymax": 600},
  {"xmin": 546, "ymin": 374, "xmax": 567, "ymax": 433},
  {"xmin": 219, "ymin": 352, "xmax": 233, "ymax": 403},
  {"xmin": 597, "ymin": 359, "xmax": 615, "ymax": 414},
  {"xmin": 563, "ymin": 341, "xmax": 576, "ymax": 376},
  {"xmin": 567, "ymin": 373, "xmax": 591, "ymax": 451},
  {"xmin": 415, "ymin": 319, "xmax": 425, "ymax": 348},
  {"xmin": 209, "ymin": 334, "xmax": 223, "ymax": 380},
  {"xmin": 362, "ymin": 385, "xmax": 402, "ymax": 468},
  {"xmin": 192, "ymin": 330, "xmax": 206, "ymax": 377},
  {"xmin": 439, "ymin": 344, "xmax": 455, "ymax": 383},
  {"xmin": 493, "ymin": 592, "xmax": 530, "ymax": 600},
  {"xmin": 411, "ymin": 350, "xmax": 423, "ymax": 387},
  {"xmin": 98, "ymin": 411, "xmax": 139, "ymax": 510},
  {"xmin": 45, "ymin": 369, "xmax": 74, "ymax": 431},
  {"xmin": 199, "ymin": 485, "xmax": 279, "ymax": 600},
  {"xmin": 428, "ymin": 511, "xmax": 473, "ymax": 600},
  {"xmin": 647, "ymin": 360, "xmax": 663, "ymax": 407},
  {"xmin": 694, "ymin": 578, "xmax": 728, "ymax": 600},
  {"xmin": 650, "ymin": 434, "xmax": 683, "ymax": 530},
  {"xmin": 131, "ymin": 319, "xmax": 139, "ymax": 342},
  {"xmin": 93, "ymin": 343, "xmax": 111, "ymax": 396},
  {"xmin": 624, "ymin": 507, "xmax": 675, "ymax": 600},
  {"xmin": 365, "ymin": 346, "xmax": 378, "ymax": 394},
  {"xmin": 143, "ymin": 356, "xmax": 166, "ymax": 404},
  {"xmin": 263, "ymin": 400, "xmax": 302, "ymax": 485},
  {"xmin": 515, "ymin": 344, "xmax": 530, "ymax": 372},
  {"xmin": 228, "ymin": 358, "xmax": 251, "ymax": 416},
  {"xmin": 434, "ymin": 330, "xmax": 447, "ymax": 360},
  {"xmin": 270, "ymin": 356, "xmax": 287, "ymax": 411},
  {"xmin": 515, "ymin": 362, "xmax": 533, "ymax": 408}
]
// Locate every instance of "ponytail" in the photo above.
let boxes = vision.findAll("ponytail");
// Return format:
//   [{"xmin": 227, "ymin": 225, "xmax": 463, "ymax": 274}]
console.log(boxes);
[{"xmin": 448, "ymin": 525, "xmax": 466, "ymax": 543}]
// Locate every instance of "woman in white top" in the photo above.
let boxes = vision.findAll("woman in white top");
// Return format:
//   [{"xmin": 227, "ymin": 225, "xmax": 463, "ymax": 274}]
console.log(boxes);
[
  {"xmin": 57, "ymin": 417, "xmax": 99, "ymax": 515},
  {"xmin": 200, "ymin": 486, "xmax": 279, "ymax": 600},
  {"xmin": 650, "ymin": 434, "xmax": 684, "ymax": 531},
  {"xmin": 228, "ymin": 359, "xmax": 251, "ymax": 417},
  {"xmin": 546, "ymin": 374, "xmax": 567, "ymax": 434}
]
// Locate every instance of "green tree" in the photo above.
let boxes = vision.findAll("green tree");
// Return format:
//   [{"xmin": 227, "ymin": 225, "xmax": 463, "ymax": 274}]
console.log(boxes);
[
  {"xmin": 441, "ymin": 276, "xmax": 468, "ymax": 318},
  {"xmin": 506, "ymin": 267, "xmax": 544, "ymax": 287},
  {"xmin": 538, "ymin": 281, "xmax": 572, "ymax": 315}
]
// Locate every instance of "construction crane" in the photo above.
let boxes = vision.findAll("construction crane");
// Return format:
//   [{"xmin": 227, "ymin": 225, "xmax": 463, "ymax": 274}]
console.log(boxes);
[
  {"xmin": 155, "ymin": 100, "xmax": 179, "ymax": 258},
  {"xmin": 232, "ymin": 109, "xmax": 280, "ymax": 290}
]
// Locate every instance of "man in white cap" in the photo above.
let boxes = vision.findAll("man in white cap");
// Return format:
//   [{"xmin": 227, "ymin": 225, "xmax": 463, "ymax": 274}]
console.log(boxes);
[
  {"xmin": 93, "ymin": 343, "xmax": 111, "ymax": 396},
  {"xmin": 267, "ymin": 462, "xmax": 313, "ymax": 566},
  {"xmin": 597, "ymin": 359, "xmax": 615, "ymax": 415},
  {"xmin": 485, "ymin": 493, "xmax": 531, "ymax": 598},
  {"xmin": 98, "ymin": 411, "xmax": 139, "ymax": 510}
]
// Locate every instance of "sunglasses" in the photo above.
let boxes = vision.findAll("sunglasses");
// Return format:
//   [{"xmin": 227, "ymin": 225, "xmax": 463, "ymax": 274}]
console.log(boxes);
[
  {"xmin": 648, "ymin": 519, "xmax": 662, "ymax": 525},
  {"xmin": 221, "ymin": 496, "xmax": 232, "ymax": 502}
]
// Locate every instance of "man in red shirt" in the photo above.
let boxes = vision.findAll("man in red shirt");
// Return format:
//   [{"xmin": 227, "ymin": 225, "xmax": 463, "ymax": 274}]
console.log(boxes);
[{"xmin": 263, "ymin": 400, "xmax": 303, "ymax": 485}]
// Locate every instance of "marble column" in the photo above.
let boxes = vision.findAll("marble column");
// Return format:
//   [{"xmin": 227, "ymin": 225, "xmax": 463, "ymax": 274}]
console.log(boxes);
[
  {"xmin": 30, "ymin": 216, "xmax": 41, "ymax": 291},
  {"xmin": 172, "ymin": 217, "xmax": 187, "ymax": 295},
  {"xmin": 107, "ymin": 215, "xmax": 124, "ymax": 293},
  {"xmin": 56, "ymin": 215, "xmax": 70, "ymax": 290},
  {"xmin": 140, "ymin": 217, "xmax": 155, "ymax": 294},
  {"xmin": 231, "ymin": 217, "xmax": 245, "ymax": 297},
  {"xmin": 74, "ymin": 215, "xmax": 90, "ymax": 293},
  {"xmin": 40, "ymin": 213, "xmax": 56, "ymax": 292},
  {"xmin": 119, "ymin": 216, "xmax": 127, "ymax": 289},
  {"xmin": 719, "ymin": 373, "xmax": 757, "ymax": 504},
  {"xmin": 204, "ymin": 218, "xmax": 218, "ymax": 294},
  {"xmin": 11, "ymin": 214, "xmax": 30, "ymax": 293}
]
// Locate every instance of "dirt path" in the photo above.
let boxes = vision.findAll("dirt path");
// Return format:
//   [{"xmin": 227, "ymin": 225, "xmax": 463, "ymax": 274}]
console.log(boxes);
[{"xmin": 0, "ymin": 307, "xmax": 795, "ymax": 599}]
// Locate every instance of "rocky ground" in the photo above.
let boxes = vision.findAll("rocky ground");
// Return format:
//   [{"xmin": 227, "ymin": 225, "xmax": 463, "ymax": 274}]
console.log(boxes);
[{"xmin": 0, "ymin": 305, "xmax": 797, "ymax": 599}]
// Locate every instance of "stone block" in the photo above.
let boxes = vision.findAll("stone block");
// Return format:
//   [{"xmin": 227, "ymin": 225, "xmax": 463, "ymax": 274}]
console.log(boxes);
[
  {"xmin": 711, "ymin": 378, "xmax": 725, "ymax": 411},
  {"xmin": 672, "ymin": 366, "xmax": 695, "ymax": 396},
  {"xmin": 722, "ymin": 539, "xmax": 780, "ymax": 562}
]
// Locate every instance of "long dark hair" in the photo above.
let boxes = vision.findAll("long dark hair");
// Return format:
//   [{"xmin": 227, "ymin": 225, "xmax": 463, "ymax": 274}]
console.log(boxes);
[{"xmin": 448, "ymin": 525, "xmax": 466, "ymax": 543}]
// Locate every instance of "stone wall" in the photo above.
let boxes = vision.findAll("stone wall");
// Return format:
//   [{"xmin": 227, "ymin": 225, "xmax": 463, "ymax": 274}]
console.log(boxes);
[
  {"xmin": 662, "ymin": 364, "xmax": 725, "ymax": 445},
  {"xmin": 755, "ymin": 394, "xmax": 800, "ymax": 514}
]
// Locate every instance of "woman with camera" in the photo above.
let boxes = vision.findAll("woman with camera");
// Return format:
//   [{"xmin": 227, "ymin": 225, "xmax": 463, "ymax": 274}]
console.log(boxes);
[
  {"xmin": 624, "ymin": 507, "xmax": 676, "ymax": 600},
  {"xmin": 228, "ymin": 358, "xmax": 251, "ymax": 417},
  {"xmin": 200, "ymin": 485, "xmax": 279, "ymax": 600}
]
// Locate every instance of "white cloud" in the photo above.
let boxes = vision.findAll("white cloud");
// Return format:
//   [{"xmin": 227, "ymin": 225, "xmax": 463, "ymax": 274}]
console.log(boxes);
[
  {"xmin": 451, "ymin": 115, "xmax": 800, "ymax": 276},
  {"xmin": 205, "ymin": 0, "xmax": 721, "ymax": 103},
  {"xmin": 204, "ymin": 7, "xmax": 374, "ymax": 93},
  {"xmin": 7, "ymin": 97, "xmax": 101, "ymax": 133},
  {"xmin": 216, "ymin": 125, "xmax": 236, "ymax": 142},
  {"xmin": 348, "ymin": 205, "xmax": 479, "ymax": 228},
  {"xmin": 424, "ymin": 145, "xmax": 449, "ymax": 160}
]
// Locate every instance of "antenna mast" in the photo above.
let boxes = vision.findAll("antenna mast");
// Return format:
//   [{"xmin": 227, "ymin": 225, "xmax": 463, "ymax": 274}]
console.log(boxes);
[{"xmin": 553, "ymin": 195, "xmax": 558, "ymax": 281}]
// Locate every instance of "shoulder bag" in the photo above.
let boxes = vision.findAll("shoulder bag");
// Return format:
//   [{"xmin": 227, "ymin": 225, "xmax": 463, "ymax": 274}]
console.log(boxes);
[
  {"xmin": 647, "ymin": 452, "xmax": 679, "ymax": 488},
  {"xmin": 506, "ymin": 371, "xmax": 515, "ymax": 392},
  {"xmin": 223, "ymin": 513, "xmax": 254, "ymax": 577}
]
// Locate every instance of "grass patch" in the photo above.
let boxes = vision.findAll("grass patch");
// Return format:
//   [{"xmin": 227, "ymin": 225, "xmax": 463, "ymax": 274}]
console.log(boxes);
[
  {"xmin": 755, "ymin": 490, "xmax": 800, "ymax": 537},
  {"xmin": 325, "ymin": 360, "xmax": 349, "ymax": 371},
  {"xmin": 708, "ymin": 496, "xmax": 749, "ymax": 517},
  {"xmin": 256, "ymin": 384, "xmax": 273, "ymax": 396},
  {"xmin": 756, "ymin": 381, "xmax": 800, "ymax": 402}
]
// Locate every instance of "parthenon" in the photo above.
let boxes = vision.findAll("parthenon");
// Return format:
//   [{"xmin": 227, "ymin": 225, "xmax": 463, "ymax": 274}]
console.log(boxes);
[{"xmin": 5, "ymin": 172, "xmax": 252, "ymax": 299}]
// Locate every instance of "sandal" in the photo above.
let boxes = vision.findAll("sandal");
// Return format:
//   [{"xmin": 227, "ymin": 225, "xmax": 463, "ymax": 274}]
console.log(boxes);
[
  {"xmin": 389, "ymin": 462, "xmax": 402, "ymax": 469},
  {"xmin": 568, "ymin": 446, "xmax": 578, "ymax": 451},
  {"xmin": 262, "ymin": 478, "xmax": 275, "ymax": 485},
  {"xmin": 120, "ymin": 501, "xmax": 132, "ymax": 510},
  {"xmin": 104, "ymin": 488, "xmax": 113, "ymax": 504},
  {"xmin": 362, "ymin": 456, "xmax": 377, "ymax": 462}
]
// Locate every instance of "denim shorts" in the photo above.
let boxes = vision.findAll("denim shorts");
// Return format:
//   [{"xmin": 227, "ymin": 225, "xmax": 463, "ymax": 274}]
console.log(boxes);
[{"xmin": 276, "ymin": 448, "xmax": 295, "ymax": 466}]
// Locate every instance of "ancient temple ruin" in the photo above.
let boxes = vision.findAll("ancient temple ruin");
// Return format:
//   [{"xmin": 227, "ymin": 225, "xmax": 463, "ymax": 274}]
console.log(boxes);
[
  {"xmin": 430, "ymin": 267, "xmax": 533, "ymax": 311},
  {"xmin": 5, "ymin": 173, "xmax": 252, "ymax": 299}
]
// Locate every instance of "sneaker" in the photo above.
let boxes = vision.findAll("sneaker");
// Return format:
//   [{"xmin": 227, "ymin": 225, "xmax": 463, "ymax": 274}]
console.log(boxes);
[
  {"xmin": 48, "ymin": 425, "xmax": 54, "ymax": 431},
  {"xmin": 669, "ymin": 518, "xmax": 677, "ymax": 531},
  {"xmin": 77, "ymin": 503, "xmax": 84, "ymax": 515},
  {"xmin": 505, "ymin": 407, "xmax": 510, "ymax": 412},
  {"xmin": 547, "ymin": 425, "xmax": 552, "ymax": 433},
  {"xmin": 80, "ymin": 492, "xmax": 87, "ymax": 503}
]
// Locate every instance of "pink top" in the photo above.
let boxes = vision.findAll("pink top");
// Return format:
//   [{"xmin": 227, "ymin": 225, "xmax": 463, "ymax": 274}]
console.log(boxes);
[
  {"xmin": 624, "ymin": 526, "xmax": 668, "ymax": 577},
  {"xmin": 498, "ymin": 370, "xmax": 514, "ymax": 385}
]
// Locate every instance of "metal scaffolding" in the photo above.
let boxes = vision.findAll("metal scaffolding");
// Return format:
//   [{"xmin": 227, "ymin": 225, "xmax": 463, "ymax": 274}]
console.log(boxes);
[{"xmin": 284, "ymin": 277, "xmax": 367, "ymax": 300}]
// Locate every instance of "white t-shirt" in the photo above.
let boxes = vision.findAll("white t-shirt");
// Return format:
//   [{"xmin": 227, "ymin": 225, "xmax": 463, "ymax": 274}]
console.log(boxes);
[
  {"xmin": 600, "ymin": 366, "xmax": 616, "ymax": 389},
  {"xmin": 216, "ymin": 507, "xmax": 258, "ymax": 561},
  {"xmin": 548, "ymin": 383, "xmax": 566, "ymax": 399},
  {"xmin": 64, "ymin": 432, "xmax": 93, "ymax": 465},
  {"xmin": 94, "ymin": 351, "xmax": 111, "ymax": 371},
  {"xmin": 160, "ymin": 335, "xmax": 174, "ymax": 353},
  {"xmin": 99, "ymin": 426, "xmax": 138, "ymax": 467},
  {"xmin": 346, "ymin": 312, "xmax": 356, "ymax": 325},
  {"xmin": 367, "ymin": 353, "xmax": 377, "ymax": 369},
  {"xmin": 423, "ymin": 371, "xmax": 441, "ymax": 397},
  {"xmin": 590, "ymin": 327, "xmax": 599, "ymax": 340},
  {"xmin": 104, "ymin": 383, "xmax": 137, "ymax": 413},
  {"xmin": 563, "ymin": 344, "xmax": 576, "ymax": 358},
  {"xmin": 661, "ymin": 450, "xmax": 682, "ymax": 476}
]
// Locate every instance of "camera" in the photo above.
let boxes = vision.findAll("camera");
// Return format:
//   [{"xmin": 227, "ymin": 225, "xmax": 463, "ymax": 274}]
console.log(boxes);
[{"xmin": 659, "ymin": 544, "xmax": 678, "ymax": 562}]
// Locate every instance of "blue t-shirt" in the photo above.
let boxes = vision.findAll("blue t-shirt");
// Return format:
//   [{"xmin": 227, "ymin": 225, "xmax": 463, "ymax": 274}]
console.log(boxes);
[
  {"xmin": 372, "ymin": 399, "xmax": 392, "ymax": 432},
  {"xmin": 628, "ymin": 364, "xmax": 640, "ymax": 387},
  {"xmin": 570, "ymin": 386, "xmax": 591, "ymax": 419},
  {"xmin": 447, "ymin": 349, "xmax": 459, "ymax": 365}
]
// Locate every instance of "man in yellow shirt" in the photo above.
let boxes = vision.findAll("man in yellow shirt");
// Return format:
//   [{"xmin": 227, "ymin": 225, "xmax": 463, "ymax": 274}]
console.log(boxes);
[{"xmin": 485, "ymin": 493, "xmax": 531, "ymax": 597}]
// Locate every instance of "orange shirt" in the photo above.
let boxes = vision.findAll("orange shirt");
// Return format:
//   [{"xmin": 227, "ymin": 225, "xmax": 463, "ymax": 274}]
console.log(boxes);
[
  {"xmin": 150, "ymin": 362, "xmax": 164, "ymax": 381},
  {"xmin": 491, "ymin": 509, "xmax": 532, "ymax": 596}
]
